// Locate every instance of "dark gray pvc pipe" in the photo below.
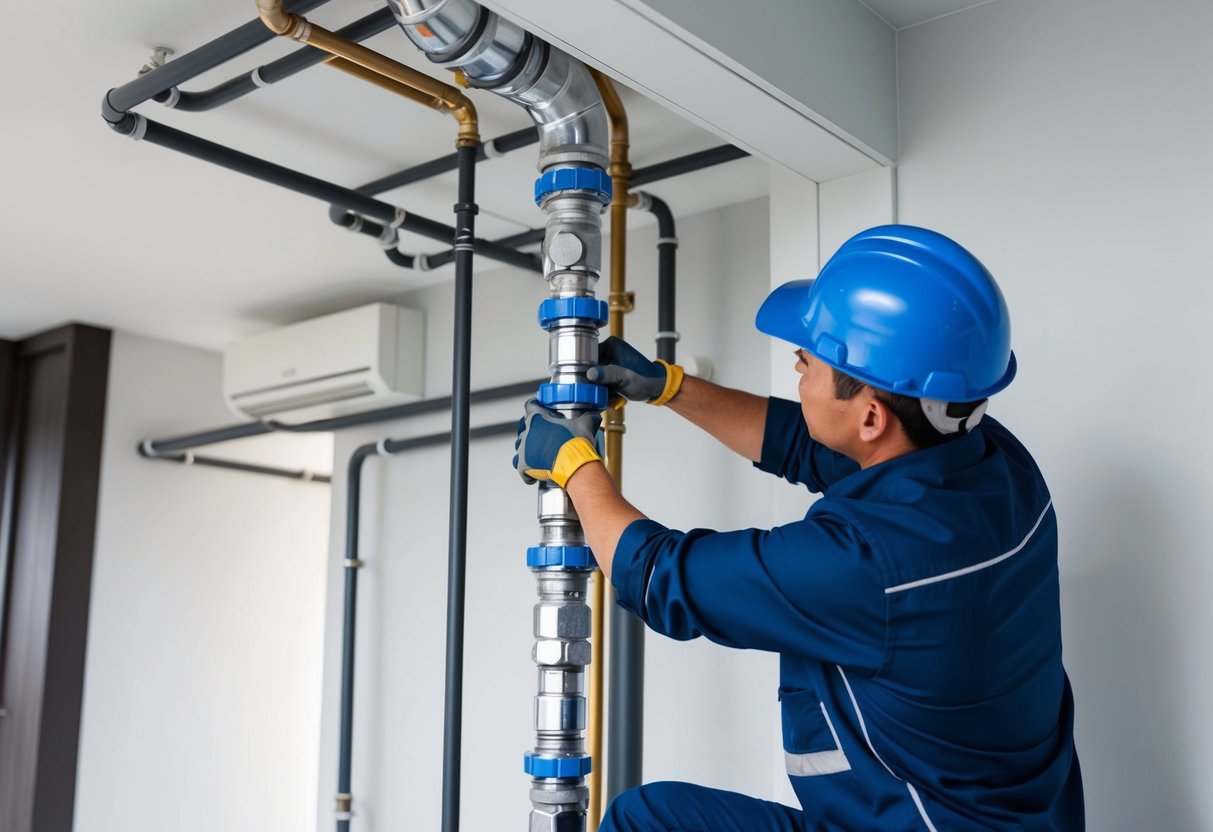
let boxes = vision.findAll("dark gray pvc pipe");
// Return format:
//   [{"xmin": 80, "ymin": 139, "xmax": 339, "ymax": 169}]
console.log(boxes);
[
  {"xmin": 333, "ymin": 126, "xmax": 538, "ymax": 216},
  {"xmin": 375, "ymin": 145, "xmax": 743, "ymax": 274},
  {"xmin": 171, "ymin": 9, "xmax": 398, "ymax": 112},
  {"xmin": 108, "ymin": 117, "xmax": 540, "ymax": 272},
  {"xmin": 140, "ymin": 378, "xmax": 544, "ymax": 456},
  {"xmin": 338, "ymin": 420, "xmax": 518, "ymax": 832},
  {"xmin": 103, "ymin": 0, "xmax": 330, "ymax": 120},
  {"xmin": 441, "ymin": 143, "xmax": 478, "ymax": 832},
  {"xmin": 631, "ymin": 145, "xmax": 750, "ymax": 187},
  {"xmin": 606, "ymin": 193, "xmax": 677, "ymax": 803},
  {"xmin": 139, "ymin": 450, "xmax": 331, "ymax": 483}
]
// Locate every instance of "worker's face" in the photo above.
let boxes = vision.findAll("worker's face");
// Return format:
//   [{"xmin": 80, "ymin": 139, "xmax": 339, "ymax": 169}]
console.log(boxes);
[{"xmin": 794, "ymin": 349, "xmax": 863, "ymax": 455}]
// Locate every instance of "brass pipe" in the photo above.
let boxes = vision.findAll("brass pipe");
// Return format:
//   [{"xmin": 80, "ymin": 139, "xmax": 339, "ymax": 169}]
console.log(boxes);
[
  {"xmin": 588, "ymin": 67, "xmax": 632, "ymax": 832},
  {"xmin": 325, "ymin": 57, "xmax": 447, "ymax": 109},
  {"xmin": 255, "ymin": 0, "xmax": 479, "ymax": 147}
]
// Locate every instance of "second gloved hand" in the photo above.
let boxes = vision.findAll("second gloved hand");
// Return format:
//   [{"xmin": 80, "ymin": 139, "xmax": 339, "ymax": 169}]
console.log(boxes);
[
  {"xmin": 587, "ymin": 336, "xmax": 685, "ymax": 406},
  {"xmin": 513, "ymin": 399, "xmax": 603, "ymax": 487}
]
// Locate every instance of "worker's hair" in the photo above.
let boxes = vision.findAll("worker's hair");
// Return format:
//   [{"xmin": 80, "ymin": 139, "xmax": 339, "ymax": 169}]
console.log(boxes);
[{"xmin": 831, "ymin": 369, "xmax": 982, "ymax": 449}]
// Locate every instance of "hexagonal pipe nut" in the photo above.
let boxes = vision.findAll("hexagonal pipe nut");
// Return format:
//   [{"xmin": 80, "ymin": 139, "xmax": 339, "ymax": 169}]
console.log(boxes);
[
  {"xmin": 535, "ymin": 602, "xmax": 591, "ymax": 639},
  {"xmin": 533, "ymin": 639, "xmax": 592, "ymax": 667}
]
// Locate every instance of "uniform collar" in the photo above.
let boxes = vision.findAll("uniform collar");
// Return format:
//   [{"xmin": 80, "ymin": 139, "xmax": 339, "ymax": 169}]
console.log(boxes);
[{"xmin": 824, "ymin": 424, "xmax": 988, "ymax": 499}]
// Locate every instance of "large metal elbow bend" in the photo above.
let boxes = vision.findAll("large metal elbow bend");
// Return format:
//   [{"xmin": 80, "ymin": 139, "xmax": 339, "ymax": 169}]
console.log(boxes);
[
  {"xmin": 388, "ymin": 0, "xmax": 608, "ymax": 171},
  {"xmin": 507, "ymin": 49, "xmax": 610, "ymax": 172}
]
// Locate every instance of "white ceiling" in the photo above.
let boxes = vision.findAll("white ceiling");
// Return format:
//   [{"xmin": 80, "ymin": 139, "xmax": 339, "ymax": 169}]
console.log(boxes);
[
  {"xmin": 0, "ymin": 0, "xmax": 996, "ymax": 351},
  {"xmin": 858, "ymin": 0, "xmax": 999, "ymax": 30}
]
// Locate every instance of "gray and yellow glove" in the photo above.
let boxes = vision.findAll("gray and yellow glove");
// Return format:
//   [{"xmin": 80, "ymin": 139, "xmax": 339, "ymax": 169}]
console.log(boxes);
[
  {"xmin": 586, "ymin": 336, "xmax": 684, "ymax": 407},
  {"xmin": 513, "ymin": 399, "xmax": 603, "ymax": 487}
]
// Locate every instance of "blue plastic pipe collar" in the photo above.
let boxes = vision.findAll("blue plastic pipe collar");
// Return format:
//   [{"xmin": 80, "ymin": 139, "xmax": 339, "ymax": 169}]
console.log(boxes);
[
  {"xmin": 534, "ymin": 167, "xmax": 612, "ymax": 206},
  {"xmin": 538, "ymin": 383, "xmax": 608, "ymax": 410},
  {"xmin": 527, "ymin": 545, "xmax": 597, "ymax": 569},
  {"xmin": 538, "ymin": 297, "xmax": 610, "ymax": 331},
  {"xmin": 524, "ymin": 751, "xmax": 593, "ymax": 778}
]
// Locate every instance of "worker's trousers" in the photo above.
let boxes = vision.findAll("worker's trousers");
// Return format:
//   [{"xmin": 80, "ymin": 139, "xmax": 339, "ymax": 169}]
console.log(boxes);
[{"xmin": 600, "ymin": 781, "xmax": 805, "ymax": 831}]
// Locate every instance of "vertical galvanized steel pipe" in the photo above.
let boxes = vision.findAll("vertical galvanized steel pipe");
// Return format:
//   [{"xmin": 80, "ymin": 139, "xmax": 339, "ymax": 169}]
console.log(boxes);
[{"xmin": 389, "ymin": 3, "xmax": 611, "ymax": 830}]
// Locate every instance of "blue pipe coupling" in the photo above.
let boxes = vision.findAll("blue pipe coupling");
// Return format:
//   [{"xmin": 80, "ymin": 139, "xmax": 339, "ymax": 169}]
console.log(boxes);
[
  {"xmin": 538, "ymin": 297, "xmax": 609, "ymax": 331},
  {"xmin": 527, "ymin": 545, "xmax": 596, "ymax": 569},
  {"xmin": 534, "ymin": 167, "xmax": 612, "ymax": 206},
  {"xmin": 524, "ymin": 752, "xmax": 593, "ymax": 779},
  {"xmin": 538, "ymin": 382, "xmax": 608, "ymax": 410}
]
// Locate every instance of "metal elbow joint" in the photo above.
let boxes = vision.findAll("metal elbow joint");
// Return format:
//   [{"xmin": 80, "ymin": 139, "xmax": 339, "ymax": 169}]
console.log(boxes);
[{"xmin": 387, "ymin": 0, "xmax": 609, "ymax": 170}]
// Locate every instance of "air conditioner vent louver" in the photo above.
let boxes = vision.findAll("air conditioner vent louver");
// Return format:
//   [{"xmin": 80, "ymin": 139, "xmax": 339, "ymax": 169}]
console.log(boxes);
[
  {"xmin": 233, "ymin": 380, "xmax": 377, "ymax": 419},
  {"xmin": 223, "ymin": 303, "xmax": 424, "ymax": 421}
]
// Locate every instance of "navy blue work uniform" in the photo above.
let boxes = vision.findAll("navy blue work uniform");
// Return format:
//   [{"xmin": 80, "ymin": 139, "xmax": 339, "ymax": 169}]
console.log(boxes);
[{"xmin": 603, "ymin": 398, "xmax": 1084, "ymax": 831}]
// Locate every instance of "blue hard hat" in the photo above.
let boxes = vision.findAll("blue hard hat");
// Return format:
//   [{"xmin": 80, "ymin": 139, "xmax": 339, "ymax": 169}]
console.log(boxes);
[{"xmin": 756, "ymin": 225, "xmax": 1016, "ymax": 402}]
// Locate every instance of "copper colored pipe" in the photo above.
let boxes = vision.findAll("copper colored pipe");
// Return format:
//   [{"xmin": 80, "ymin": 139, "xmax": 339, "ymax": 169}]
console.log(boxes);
[
  {"xmin": 588, "ymin": 67, "xmax": 632, "ymax": 832},
  {"xmin": 255, "ymin": 0, "xmax": 479, "ymax": 147},
  {"xmin": 326, "ymin": 57, "xmax": 446, "ymax": 109}
]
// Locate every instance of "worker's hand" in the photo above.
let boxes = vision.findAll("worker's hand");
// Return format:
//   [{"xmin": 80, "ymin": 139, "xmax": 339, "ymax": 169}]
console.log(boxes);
[
  {"xmin": 587, "ymin": 336, "xmax": 684, "ymax": 406},
  {"xmin": 513, "ymin": 399, "xmax": 603, "ymax": 487}
]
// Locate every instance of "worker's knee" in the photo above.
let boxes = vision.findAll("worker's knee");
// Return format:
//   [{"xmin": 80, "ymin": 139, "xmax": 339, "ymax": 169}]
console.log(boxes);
[{"xmin": 600, "ymin": 781, "xmax": 688, "ymax": 831}]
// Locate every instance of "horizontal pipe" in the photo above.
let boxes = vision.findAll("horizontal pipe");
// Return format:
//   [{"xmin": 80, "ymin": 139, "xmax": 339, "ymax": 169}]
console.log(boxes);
[
  {"xmin": 120, "ymin": 117, "xmax": 537, "ymax": 270},
  {"xmin": 137, "ymin": 446, "xmax": 332, "ymax": 484},
  {"xmin": 141, "ymin": 378, "xmax": 545, "ymax": 455},
  {"xmin": 631, "ymin": 144, "xmax": 750, "ymax": 187},
  {"xmin": 104, "ymin": 0, "xmax": 330, "ymax": 120},
  {"xmin": 334, "ymin": 211, "xmax": 538, "ymax": 273},
  {"xmin": 171, "ymin": 8, "xmax": 398, "ymax": 112},
  {"xmin": 355, "ymin": 127, "xmax": 539, "ymax": 198},
  {"xmin": 412, "ymin": 227, "xmax": 544, "ymax": 272},
  {"xmin": 370, "ymin": 143, "xmax": 739, "ymax": 273}
]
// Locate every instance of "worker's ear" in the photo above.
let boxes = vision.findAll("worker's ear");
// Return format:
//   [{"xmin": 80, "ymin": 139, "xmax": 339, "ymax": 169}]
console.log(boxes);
[{"xmin": 857, "ymin": 393, "xmax": 890, "ymax": 444}]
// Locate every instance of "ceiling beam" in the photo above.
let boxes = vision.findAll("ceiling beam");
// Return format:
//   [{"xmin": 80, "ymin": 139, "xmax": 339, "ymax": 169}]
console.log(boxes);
[{"xmin": 485, "ymin": 0, "xmax": 896, "ymax": 181}]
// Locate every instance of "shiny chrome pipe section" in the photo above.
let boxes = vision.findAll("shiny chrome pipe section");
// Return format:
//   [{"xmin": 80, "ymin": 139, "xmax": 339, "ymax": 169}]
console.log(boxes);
[
  {"xmin": 388, "ymin": 3, "xmax": 613, "ymax": 831},
  {"xmin": 387, "ymin": 0, "xmax": 609, "ymax": 170}
]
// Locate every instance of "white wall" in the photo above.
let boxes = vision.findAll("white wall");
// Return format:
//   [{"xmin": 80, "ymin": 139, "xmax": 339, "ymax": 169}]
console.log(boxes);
[
  {"xmin": 896, "ymin": 1, "xmax": 1213, "ymax": 828},
  {"xmin": 315, "ymin": 198, "xmax": 782, "ymax": 830},
  {"xmin": 75, "ymin": 332, "xmax": 333, "ymax": 832}
]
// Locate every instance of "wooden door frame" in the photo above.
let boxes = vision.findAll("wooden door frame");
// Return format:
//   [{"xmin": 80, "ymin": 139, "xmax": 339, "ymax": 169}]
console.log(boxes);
[{"xmin": 0, "ymin": 324, "xmax": 111, "ymax": 832}]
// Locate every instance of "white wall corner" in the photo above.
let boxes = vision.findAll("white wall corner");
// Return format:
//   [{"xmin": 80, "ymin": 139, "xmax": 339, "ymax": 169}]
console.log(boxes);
[{"xmin": 818, "ymin": 166, "xmax": 898, "ymax": 263}]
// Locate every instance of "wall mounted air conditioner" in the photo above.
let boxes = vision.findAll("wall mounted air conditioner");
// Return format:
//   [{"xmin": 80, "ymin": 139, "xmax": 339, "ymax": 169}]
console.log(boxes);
[{"xmin": 223, "ymin": 303, "xmax": 424, "ymax": 422}]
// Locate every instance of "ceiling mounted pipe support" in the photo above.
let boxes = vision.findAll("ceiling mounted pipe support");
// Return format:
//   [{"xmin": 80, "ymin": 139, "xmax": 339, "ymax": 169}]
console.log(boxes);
[
  {"xmin": 389, "ymin": 3, "xmax": 612, "ymax": 830},
  {"xmin": 103, "ymin": 0, "xmax": 332, "ymax": 121},
  {"xmin": 160, "ymin": 8, "xmax": 398, "ymax": 112},
  {"xmin": 337, "ymin": 419, "xmax": 517, "ymax": 832}
]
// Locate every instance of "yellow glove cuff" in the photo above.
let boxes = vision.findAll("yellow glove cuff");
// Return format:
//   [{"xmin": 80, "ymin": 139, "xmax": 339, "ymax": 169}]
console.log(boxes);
[
  {"xmin": 650, "ymin": 360, "xmax": 685, "ymax": 406},
  {"xmin": 551, "ymin": 436, "xmax": 602, "ymax": 488}
]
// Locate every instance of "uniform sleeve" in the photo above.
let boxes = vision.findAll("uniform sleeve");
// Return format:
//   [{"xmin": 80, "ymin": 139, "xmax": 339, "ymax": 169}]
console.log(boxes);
[
  {"xmin": 754, "ymin": 397, "xmax": 858, "ymax": 492},
  {"xmin": 611, "ymin": 509, "xmax": 888, "ymax": 673}
]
